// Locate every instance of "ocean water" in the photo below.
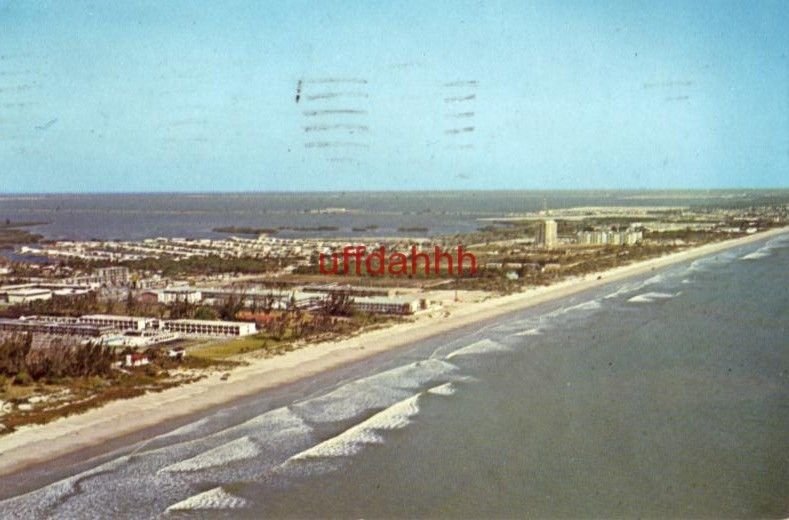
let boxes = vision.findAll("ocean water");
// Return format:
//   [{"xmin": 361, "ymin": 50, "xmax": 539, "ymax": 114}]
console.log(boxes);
[
  {"xmin": 0, "ymin": 233, "xmax": 787, "ymax": 518},
  {"xmin": 0, "ymin": 190, "xmax": 784, "ymax": 241}
]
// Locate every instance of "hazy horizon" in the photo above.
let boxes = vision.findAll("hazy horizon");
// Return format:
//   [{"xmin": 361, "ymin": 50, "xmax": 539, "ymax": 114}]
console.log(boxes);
[{"xmin": 2, "ymin": 187, "xmax": 789, "ymax": 196}]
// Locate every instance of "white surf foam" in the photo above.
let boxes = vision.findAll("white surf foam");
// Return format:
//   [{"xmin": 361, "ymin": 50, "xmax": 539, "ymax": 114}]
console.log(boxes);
[
  {"xmin": 165, "ymin": 487, "xmax": 248, "ymax": 511},
  {"xmin": 765, "ymin": 235, "xmax": 789, "ymax": 249},
  {"xmin": 159, "ymin": 436, "xmax": 261, "ymax": 473},
  {"xmin": 604, "ymin": 282, "xmax": 644, "ymax": 299},
  {"xmin": 688, "ymin": 251, "xmax": 738, "ymax": 272},
  {"xmin": 234, "ymin": 405, "xmax": 311, "ymax": 434},
  {"xmin": 427, "ymin": 382, "xmax": 456, "ymax": 396},
  {"xmin": 738, "ymin": 235, "xmax": 789, "ymax": 260},
  {"xmin": 292, "ymin": 359, "xmax": 457, "ymax": 423},
  {"xmin": 643, "ymin": 273, "xmax": 665, "ymax": 285},
  {"xmin": 514, "ymin": 327, "xmax": 542, "ymax": 336},
  {"xmin": 155, "ymin": 417, "xmax": 211, "ymax": 440},
  {"xmin": 446, "ymin": 339, "xmax": 511, "ymax": 360},
  {"xmin": 289, "ymin": 393, "xmax": 422, "ymax": 461},
  {"xmin": 741, "ymin": 250, "xmax": 770, "ymax": 260},
  {"xmin": 569, "ymin": 300, "xmax": 602, "ymax": 311},
  {"xmin": 541, "ymin": 299, "xmax": 604, "ymax": 322},
  {"xmin": 0, "ymin": 456, "xmax": 132, "ymax": 518},
  {"xmin": 628, "ymin": 291, "xmax": 678, "ymax": 303}
]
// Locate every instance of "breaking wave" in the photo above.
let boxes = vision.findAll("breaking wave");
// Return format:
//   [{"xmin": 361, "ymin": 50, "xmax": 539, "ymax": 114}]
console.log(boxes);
[
  {"xmin": 688, "ymin": 251, "xmax": 738, "ymax": 272},
  {"xmin": 165, "ymin": 487, "xmax": 248, "ymax": 511},
  {"xmin": 159, "ymin": 436, "xmax": 261, "ymax": 474},
  {"xmin": 288, "ymin": 393, "xmax": 422, "ymax": 461},
  {"xmin": 427, "ymin": 382, "xmax": 457, "ymax": 396},
  {"xmin": 292, "ymin": 359, "xmax": 457, "ymax": 423},
  {"xmin": 741, "ymin": 249, "xmax": 770, "ymax": 260},
  {"xmin": 446, "ymin": 339, "xmax": 511, "ymax": 360},
  {"xmin": 514, "ymin": 328, "xmax": 542, "ymax": 336},
  {"xmin": 628, "ymin": 292, "xmax": 679, "ymax": 303}
]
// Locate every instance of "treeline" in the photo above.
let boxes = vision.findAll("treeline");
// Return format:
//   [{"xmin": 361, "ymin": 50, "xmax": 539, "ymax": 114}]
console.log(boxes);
[
  {"xmin": 0, "ymin": 292, "xmax": 141, "ymax": 320},
  {"xmin": 0, "ymin": 228, "xmax": 42, "ymax": 248},
  {"xmin": 0, "ymin": 334, "xmax": 114, "ymax": 383},
  {"xmin": 122, "ymin": 255, "xmax": 284, "ymax": 277},
  {"xmin": 254, "ymin": 294, "xmax": 363, "ymax": 342}
]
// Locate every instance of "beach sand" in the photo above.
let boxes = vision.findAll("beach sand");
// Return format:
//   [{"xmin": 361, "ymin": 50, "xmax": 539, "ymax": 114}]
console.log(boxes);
[{"xmin": 0, "ymin": 227, "xmax": 785, "ymax": 477}]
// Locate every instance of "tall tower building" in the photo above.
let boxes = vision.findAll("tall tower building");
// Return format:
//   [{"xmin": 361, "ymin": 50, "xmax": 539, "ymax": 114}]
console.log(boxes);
[{"xmin": 536, "ymin": 219, "xmax": 558, "ymax": 249}]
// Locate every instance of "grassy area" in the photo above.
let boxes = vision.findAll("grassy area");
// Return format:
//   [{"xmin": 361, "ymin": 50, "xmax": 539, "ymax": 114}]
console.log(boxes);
[
  {"xmin": 191, "ymin": 313, "xmax": 401, "ymax": 360},
  {"xmin": 189, "ymin": 334, "xmax": 293, "ymax": 359}
]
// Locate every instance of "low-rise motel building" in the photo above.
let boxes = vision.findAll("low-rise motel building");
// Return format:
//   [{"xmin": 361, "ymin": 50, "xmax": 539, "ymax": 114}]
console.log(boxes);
[
  {"xmin": 2, "ymin": 314, "xmax": 257, "ymax": 339},
  {"xmin": 78, "ymin": 314, "xmax": 154, "ymax": 331},
  {"xmin": 162, "ymin": 319, "xmax": 257, "ymax": 337},
  {"xmin": 351, "ymin": 296, "xmax": 425, "ymax": 315},
  {"xmin": 0, "ymin": 318, "xmax": 111, "ymax": 337}
]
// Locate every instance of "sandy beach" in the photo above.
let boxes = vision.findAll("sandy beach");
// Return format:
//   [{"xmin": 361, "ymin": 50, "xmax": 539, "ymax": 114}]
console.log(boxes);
[{"xmin": 0, "ymin": 227, "xmax": 786, "ymax": 477}]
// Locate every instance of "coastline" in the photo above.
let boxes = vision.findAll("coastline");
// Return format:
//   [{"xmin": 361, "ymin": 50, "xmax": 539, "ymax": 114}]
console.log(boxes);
[{"xmin": 0, "ymin": 227, "xmax": 786, "ymax": 477}]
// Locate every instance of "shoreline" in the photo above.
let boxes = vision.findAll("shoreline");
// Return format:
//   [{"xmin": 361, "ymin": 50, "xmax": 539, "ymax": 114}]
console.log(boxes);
[{"xmin": 0, "ymin": 227, "xmax": 786, "ymax": 477}]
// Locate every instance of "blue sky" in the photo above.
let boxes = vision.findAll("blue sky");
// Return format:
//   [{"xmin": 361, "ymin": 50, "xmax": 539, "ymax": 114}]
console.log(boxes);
[{"xmin": 0, "ymin": 0, "xmax": 787, "ymax": 192}]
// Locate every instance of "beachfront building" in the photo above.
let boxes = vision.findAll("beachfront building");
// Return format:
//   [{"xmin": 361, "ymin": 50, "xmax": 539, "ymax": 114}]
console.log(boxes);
[
  {"xmin": 536, "ymin": 219, "xmax": 558, "ymax": 249},
  {"xmin": 161, "ymin": 319, "xmax": 257, "ymax": 337},
  {"xmin": 198, "ymin": 288, "xmax": 321, "ymax": 310},
  {"xmin": 0, "ymin": 318, "xmax": 110, "ymax": 337},
  {"xmin": 351, "ymin": 296, "xmax": 422, "ymax": 315},
  {"xmin": 303, "ymin": 284, "xmax": 393, "ymax": 298},
  {"xmin": 78, "ymin": 314, "xmax": 155, "ymax": 331}
]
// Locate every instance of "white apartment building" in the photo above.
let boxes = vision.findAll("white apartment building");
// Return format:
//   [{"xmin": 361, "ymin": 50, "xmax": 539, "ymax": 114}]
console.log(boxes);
[
  {"xmin": 161, "ymin": 319, "xmax": 257, "ymax": 337},
  {"xmin": 351, "ymin": 296, "xmax": 422, "ymax": 315},
  {"xmin": 577, "ymin": 230, "xmax": 643, "ymax": 246},
  {"xmin": 78, "ymin": 314, "xmax": 155, "ymax": 331},
  {"xmin": 536, "ymin": 220, "xmax": 558, "ymax": 249}
]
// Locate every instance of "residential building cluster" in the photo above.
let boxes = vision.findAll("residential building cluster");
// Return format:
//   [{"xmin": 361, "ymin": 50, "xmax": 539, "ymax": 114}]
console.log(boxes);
[
  {"xmin": 18, "ymin": 235, "xmax": 439, "ymax": 267},
  {"xmin": 576, "ymin": 230, "xmax": 643, "ymax": 246}
]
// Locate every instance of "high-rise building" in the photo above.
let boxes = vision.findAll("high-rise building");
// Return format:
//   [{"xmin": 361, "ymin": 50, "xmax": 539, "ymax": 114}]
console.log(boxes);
[{"xmin": 536, "ymin": 219, "xmax": 558, "ymax": 248}]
